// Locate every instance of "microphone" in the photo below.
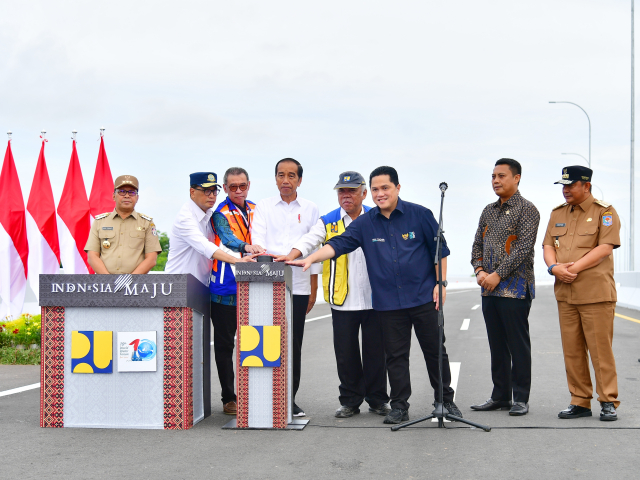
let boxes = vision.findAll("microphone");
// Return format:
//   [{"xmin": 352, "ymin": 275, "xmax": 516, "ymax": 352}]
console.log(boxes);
[{"xmin": 439, "ymin": 182, "xmax": 448, "ymax": 192}]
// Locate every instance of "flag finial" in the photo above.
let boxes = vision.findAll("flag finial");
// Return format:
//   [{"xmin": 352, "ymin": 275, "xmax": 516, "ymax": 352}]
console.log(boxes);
[
  {"xmin": 100, "ymin": 127, "xmax": 105, "ymax": 137},
  {"xmin": 7, "ymin": 131, "xmax": 12, "ymax": 140},
  {"xmin": 71, "ymin": 130, "xmax": 77, "ymax": 141}
]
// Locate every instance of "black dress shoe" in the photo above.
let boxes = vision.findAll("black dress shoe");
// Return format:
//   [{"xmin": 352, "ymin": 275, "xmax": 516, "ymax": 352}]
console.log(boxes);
[
  {"xmin": 470, "ymin": 398, "xmax": 513, "ymax": 411},
  {"xmin": 558, "ymin": 405, "xmax": 592, "ymax": 419},
  {"xmin": 600, "ymin": 402, "xmax": 618, "ymax": 421},
  {"xmin": 509, "ymin": 402, "xmax": 529, "ymax": 416}
]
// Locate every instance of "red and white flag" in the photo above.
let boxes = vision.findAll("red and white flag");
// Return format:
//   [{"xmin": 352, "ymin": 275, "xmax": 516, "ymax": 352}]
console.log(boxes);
[
  {"xmin": 26, "ymin": 139, "xmax": 61, "ymax": 298},
  {"xmin": 0, "ymin": 140, "xmax": 29, "ymax": 317},
  {"xmin": 57, "ymin": 139, "xmax": 93, "ymax": 274},
  {"xmin": 89, "ymin": 134, "xmax": 114, "ymax": 221}
]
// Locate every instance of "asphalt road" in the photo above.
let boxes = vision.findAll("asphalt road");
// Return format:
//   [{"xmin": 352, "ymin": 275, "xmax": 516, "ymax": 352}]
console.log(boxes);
[{"xmin": 1, "ymin": 285, "xmax": 639, "ymax": 479}]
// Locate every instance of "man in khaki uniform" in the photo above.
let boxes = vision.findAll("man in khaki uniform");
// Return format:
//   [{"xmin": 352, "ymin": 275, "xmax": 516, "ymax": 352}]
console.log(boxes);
[
  {"xmin": 85, "ymin": 175, "xmax": 162, "ymax": 274},
  {"xmin": 542, "ymin": 165, "xmax": 620, "ymax": 421}
]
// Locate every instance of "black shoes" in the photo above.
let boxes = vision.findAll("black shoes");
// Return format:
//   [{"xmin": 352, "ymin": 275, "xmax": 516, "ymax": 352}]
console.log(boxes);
[
  {"xmin": 383, "ymin": 408, "xmax": 409, "ymax": 424},
  {"xmin": 558, "ymin": 405, "xmax": 592, "ymax": 419},
  {"xmin": 509, "ymin": 402, "xmax": 529, "ymax": 416},
  {"xmin": 443, "ymin": 402, "xmax": 463, "ymax": 418},
  {"xmin": 293, "ymin": 403, "xmax": 306, "ymax": 417},
  {"xmin": 368, "ymin": 403, "xmax": 391, "ymax": 416},
  {"xmin": 335, "ymin": 405, "xmax": 360, "ymax": 418},
  {"xmin": 470, "ymin": 398, "xmax": 513, "ymax": 411},
  {"xmin": 600, "ymin": 402, "xmax": 618, "ymax": 421}
]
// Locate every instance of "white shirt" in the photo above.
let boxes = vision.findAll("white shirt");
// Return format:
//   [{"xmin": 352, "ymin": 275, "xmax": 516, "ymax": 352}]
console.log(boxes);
[
  {"xmin": 165, "ymin": 199, "xmax": 219, "ymax": 286},
  {"xmin": 294, "ymin": 207, "xmax": 373, "ymax": 311},
  {"xmin": 252, "ymin": 194, "xmax": 322, "ymax": 295}
]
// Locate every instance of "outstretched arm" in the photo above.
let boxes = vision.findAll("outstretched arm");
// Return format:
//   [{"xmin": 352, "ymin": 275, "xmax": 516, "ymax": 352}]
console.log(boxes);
[{"xmin": 287, "ymin": 244, "xmax": 336, "ymax": 271}]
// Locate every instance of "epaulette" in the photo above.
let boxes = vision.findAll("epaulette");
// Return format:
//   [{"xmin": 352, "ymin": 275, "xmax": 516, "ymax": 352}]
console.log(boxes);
[
  {"xmin": 94, "ymin": 212, "xmax": 110, "ymax": 220},
  {"xmin": 552, "ymin": 203, "xmax": 568, "ymax": 211},
  {"xmin": 594, "ymin": 199, "xmax": 612, "ymax": 209},
  {"xmin": 139, "ymin": 213, "xmax": 153, "ymax": 222}
]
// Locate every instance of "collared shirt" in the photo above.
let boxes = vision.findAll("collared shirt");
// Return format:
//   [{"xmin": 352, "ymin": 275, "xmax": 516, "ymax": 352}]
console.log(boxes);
[
  {"xmin": 165, "ymin": 199, "xmax": 219, "ymax": 286},
  {"xmin": 252, "ymin": 194, "xmax": 322, "ymax": 295},
  {"xmin": 542, "ymin": 194, "xmax": 621, "ymax": 305},
  {"xmin": 327, "ymin": 197, "xmax": 449, "ymax": 312},
  {"xmin": 294, "ymin": 207, "xmax": 373, "ymax": 311},
  {"xmin": 85, "ymin": 209, "xmax": 162, "ymax": 274},
  {"xmin": 471, "ymin": 190, "xmax": 540, "ymax": 299}
]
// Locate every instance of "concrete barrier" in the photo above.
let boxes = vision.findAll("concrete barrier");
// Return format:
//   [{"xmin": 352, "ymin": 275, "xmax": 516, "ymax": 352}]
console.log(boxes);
[{"xmin": 614, "ymin": 271, "xmax": 640, "ymax": 311}]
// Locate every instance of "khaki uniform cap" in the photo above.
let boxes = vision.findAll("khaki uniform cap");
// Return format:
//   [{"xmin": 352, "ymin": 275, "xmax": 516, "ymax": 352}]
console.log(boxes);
[
  {"xmin": 115, "ymin": 175, "xmax": 139, "ymax": 190},
  {"xmin": 84, "ymin": 209, "xmax": 162, "ymax": 274}
]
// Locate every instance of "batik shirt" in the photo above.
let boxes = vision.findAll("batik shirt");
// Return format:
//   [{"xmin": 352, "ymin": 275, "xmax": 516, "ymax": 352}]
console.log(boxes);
[{"xmin": 471, "ymin": 190, "xmax": 540, "ymax": 299}]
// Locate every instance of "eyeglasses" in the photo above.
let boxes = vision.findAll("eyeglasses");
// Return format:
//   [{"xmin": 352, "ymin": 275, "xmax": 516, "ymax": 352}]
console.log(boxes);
[
  {"xmin": 116, "ymin": 189, "xmax": 138, "ymax": 197},
  {"xmin": 193, "ymin": 186, "xmax": 220, "ymax": 196},
  {"xmin": 227, "ymin": 183, "xmax": 248, "ymax": 192}
]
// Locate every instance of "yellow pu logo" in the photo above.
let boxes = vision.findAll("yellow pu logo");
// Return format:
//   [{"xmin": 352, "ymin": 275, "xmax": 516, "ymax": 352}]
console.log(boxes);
[{"xmin": 240, "ymin": 326, "xmax": 281, "ymax": 367}]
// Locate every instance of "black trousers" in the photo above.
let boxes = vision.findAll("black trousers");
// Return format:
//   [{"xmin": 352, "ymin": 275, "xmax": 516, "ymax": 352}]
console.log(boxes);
[
  {"xmin": 331, "ymin": 309, "xmax": 389, "ymax": 408},
  {"xmin": 379, "ymin": 302, "xmax": 454, "ymax": 410},
  {"xmin": 481, "ymin": 295, "xmax": 532, "ymax": 403},
  {"xmin": 211, "ymin": 301, "xmax": 237, "ymax": 405},
  {"xmin": 292, "ymin": 294, "xmax": 309, "ymax": 401}
]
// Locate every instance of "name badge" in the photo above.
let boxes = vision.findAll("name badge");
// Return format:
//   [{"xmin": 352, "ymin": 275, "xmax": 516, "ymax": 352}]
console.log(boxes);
[
  {"xmin": 555, "ymin": 223, "xmax": 566, "ymax": 227},
  {"xmin": 372, "ymin": 238, "xmax": 385, "ymax": 243},
  {"xmin": 102, "ymin": 227, "xmax": 114, "ymax": 230}
]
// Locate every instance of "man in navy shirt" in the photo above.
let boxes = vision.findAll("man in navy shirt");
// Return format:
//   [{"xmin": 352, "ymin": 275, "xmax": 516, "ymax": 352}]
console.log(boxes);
[{"xmin": 288, "ymin": 166, "xmax": 461, "ymax": 424}]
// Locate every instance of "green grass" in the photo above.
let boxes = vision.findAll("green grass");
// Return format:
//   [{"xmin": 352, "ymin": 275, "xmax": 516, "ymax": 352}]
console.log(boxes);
[{"xmin": 0, "ymin": 346, "xmax": 41, "ymax": 365}]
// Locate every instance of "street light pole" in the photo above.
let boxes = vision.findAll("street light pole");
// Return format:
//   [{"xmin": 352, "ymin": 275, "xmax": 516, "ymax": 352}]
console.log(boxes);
[
  {"xmin": 561, "ymin": 152, "xmax": 589, "ymax": 166},
  {"xmin": 631, "ymin": 0, "xmax": 635, "ymax": 271},
  {"xmin": 549, "ymin": 101, "xmax": 592, "ymax": 168}
]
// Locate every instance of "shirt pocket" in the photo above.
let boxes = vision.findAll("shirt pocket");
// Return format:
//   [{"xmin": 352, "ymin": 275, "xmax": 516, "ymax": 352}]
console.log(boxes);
[
  {"xmin": 549, "ymin": 226, "xmax": 568, "ymax": 247},
  {"xmin": 576, "ymin": 223, "xmax": 598, "ymax": 249},
  {"xmin": 128, "ymin": 231, "xmax": 145, "ymax": 249},
  {"xmin": 98, "ymin": 230, "xmax": 116, "ymax": 240}
]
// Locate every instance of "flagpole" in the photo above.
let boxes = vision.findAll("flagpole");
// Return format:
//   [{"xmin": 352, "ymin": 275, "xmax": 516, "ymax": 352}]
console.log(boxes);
[
  {"xmin": 7, "ymin": 131, "xmax": 11, "ymax": 141},
  {"xmin": 72, "ymin": 130, "xmax": 77, "ymax": 142},
  {"xmin": 100, "ymin": 127, "xmax": 105, "ymax": 137}
]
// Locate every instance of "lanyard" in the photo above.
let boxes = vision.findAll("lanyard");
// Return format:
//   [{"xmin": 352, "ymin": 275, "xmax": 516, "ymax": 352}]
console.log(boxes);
[{"xmin": 229, "ymin": 204, "xmax": 251, "ymax": 243}]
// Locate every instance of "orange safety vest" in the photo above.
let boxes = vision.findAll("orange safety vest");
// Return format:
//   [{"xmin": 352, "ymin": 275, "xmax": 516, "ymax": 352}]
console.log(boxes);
[{"xmin": 210, "ymin": 198, "xmax": 255, "ymax": 296}]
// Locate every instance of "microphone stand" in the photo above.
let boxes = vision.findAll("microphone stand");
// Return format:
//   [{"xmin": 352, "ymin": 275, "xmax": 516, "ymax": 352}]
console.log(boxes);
[{"xmin": 391, "ymin": 182, "xmax": 491, "ymax": 433}]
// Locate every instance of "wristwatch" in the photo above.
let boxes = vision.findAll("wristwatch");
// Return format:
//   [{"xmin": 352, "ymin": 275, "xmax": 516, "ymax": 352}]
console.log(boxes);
[
  {"xmin": 437, "ymin": 280, "xmax": 448, "ymax": 287},
  {"xmin": 547, "ymin": 264, "xmax": 557, "ymax": 276}
]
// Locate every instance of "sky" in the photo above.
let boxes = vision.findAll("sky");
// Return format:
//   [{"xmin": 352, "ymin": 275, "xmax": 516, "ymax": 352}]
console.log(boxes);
[{"xmin": 0, "ymin": 0, "xmax": 637, "ymax": 277}]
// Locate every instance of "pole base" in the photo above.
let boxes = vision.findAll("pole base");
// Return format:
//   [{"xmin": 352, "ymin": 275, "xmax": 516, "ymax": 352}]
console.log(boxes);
[
  {"xmin": 391, "ymin": 403, "xmax": 491, "ymax": 432},
  {"xmin": 222, "ymin": 418, "xmax": 309, "ymax": 430}
]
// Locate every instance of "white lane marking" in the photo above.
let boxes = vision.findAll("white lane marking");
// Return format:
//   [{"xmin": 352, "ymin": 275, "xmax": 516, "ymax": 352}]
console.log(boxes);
[
  {"xmin": 433, "ymin": 362, "xmax": 461, "ymax": 422},
  {"xmin": 460, "ymin": 319, "xmax": 470, "ymax": 330},
  {"xmin": 471, "ymin": 304, "xmax": 480, "ymax": 310},
  {"xmin": 0, "ymin": 383, "xmax": 40, "ymax": 397}
]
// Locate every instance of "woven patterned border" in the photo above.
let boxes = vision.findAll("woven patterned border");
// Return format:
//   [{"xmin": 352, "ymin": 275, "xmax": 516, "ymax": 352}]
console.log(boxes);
[
  {"xmin": 40, "ymin": 306, "xmax": 65, "ymax": 428},
  {"xmin": 236, "ymin": 282, "xmax": 250, "ymax": 428},
  {"xmin": 163, "ymin": 307, "xmax": 194, "ymax": 430},
  {"xmin": 271, "ymin": 282, "xmax": 288, "ymax": 428}
]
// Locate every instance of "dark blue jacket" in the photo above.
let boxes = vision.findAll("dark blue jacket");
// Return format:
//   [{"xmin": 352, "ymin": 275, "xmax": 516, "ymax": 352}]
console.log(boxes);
[{"xmin": 327, "ymin": 197, "xmax": 449, "ymax": 311}]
